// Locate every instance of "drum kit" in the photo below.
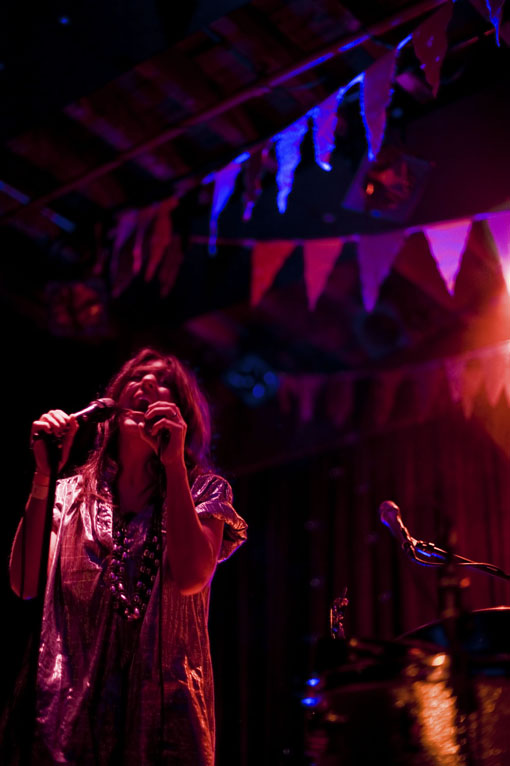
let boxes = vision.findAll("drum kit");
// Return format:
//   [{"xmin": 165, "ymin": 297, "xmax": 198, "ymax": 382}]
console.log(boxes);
[{"xmin": 304, "ymin": 502, "xmax": 510, "ymax": 766}]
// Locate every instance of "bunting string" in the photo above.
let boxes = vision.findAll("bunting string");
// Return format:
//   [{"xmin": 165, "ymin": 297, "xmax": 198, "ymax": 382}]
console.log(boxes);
[
  {"xmin": 277, "ymin": 340, "xmax": 510, "ymax": 434},
  {"xmin": 105, "ymin": 0, "xmax": 507, "ymax": 301}
]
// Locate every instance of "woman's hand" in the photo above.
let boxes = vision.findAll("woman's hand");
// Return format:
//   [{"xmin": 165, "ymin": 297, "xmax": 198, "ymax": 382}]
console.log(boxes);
[
  {"xmin": 30, "ymin": 410, "xmax": 78, "ymax": 474},
  {"xmin": 138, "ymin": 401, "xmax": 187, "ymax": 467}
]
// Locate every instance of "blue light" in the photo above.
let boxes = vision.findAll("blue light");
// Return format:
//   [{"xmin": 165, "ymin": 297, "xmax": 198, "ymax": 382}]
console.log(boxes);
[
  {"xmin": 263, "ymin": 371, "xmax": 278, "ymax": 386},
  {"xmin": 41, "ymin": 209, "xmax": 75, "ymax": 232},
  {"xmin": 251, "ymin": 383, "xmax": 265, "ymax": 400},
  {"xmin": 306, "ymin": 677, "xmax": 320, "ymax": 687},
  {"xmin": 301, "ymin": 696, "xmax": 319, "ymax": 707},
  {"xmin": 58, "ymin": 16, "xmax": 71, "ymax": 25}
]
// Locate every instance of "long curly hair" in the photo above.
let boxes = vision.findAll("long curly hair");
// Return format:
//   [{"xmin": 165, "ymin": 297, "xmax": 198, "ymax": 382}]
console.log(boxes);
[{"xmin": 80, "ymin": 348, "xmax": 212, "ymax": 501}]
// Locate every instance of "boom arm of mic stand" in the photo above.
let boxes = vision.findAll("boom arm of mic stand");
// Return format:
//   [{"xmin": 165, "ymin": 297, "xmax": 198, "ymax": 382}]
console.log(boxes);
[{"xmin": 410, "ymin": 539, "xmax": 510, "ymax": 582}]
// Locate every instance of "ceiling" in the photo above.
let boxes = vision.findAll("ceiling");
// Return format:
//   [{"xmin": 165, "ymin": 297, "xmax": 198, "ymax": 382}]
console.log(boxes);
[{"xmin": 1, "ymin": 0, "xmax": 510, "ymax": 470}]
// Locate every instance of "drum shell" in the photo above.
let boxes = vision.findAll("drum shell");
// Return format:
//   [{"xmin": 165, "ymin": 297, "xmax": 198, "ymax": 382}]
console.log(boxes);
[{"xmin": 306, "ymin": 616, "xmax": 510, "ymax": 766}]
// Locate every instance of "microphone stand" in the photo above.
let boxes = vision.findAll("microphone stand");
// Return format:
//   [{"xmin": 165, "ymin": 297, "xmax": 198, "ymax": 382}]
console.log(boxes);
[
  {"xmin": 406, "ymin": 538, "xmax": 510, "ymax": 581},
  {"xmin": 400, "ymin": 519, "xmax": 509, "ymax": 766},
  {"xmin": 22, "ymin": 433, "xmax": 62, "ymax": 766}
]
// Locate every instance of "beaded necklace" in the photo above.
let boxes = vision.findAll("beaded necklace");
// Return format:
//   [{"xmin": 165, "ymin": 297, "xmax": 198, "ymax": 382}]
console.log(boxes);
[{"xmin": 108, "ymin": 507, "xmax": 162, "ymax": 621}]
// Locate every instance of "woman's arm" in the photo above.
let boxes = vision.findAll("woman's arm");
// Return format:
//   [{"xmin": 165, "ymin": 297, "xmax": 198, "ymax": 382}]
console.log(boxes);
[
  {"xmin": 9, "ymin": 486, "xmax": 58, "ymax": 599},
  {"xmin": 9, "ymin": 410, "xmax": 77, "ymax": 598},
  {"xmin": 164, "ymin": 460, "xmax": 224, "ymax": 595},
  {"xmin": 141, "ymin": 401, "xmax": 224, "ymax": 595}
]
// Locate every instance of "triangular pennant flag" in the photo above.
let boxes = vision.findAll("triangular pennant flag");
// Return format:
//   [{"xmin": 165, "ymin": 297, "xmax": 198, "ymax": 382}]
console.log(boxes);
[
  {"xmin": 303, "ymin": 238, "xmax": 344, "ymax": 310},
  {"xmin": 412, "ymin": 2, "xmax": 453, "ymax": 97},
  {"xmin": 274, "ymin": 117, "xmax": 309, "ymax": 213},
  {"xmin": 325, "ymin": 374, "xmax": 354, "ymax": 428},
  {"xmin": 483, "ymin": 346, "xmax": 510, "ymax": 406},
  {"xmin": 503, "ymin": 362, "xmax": 510, "ymax": 407},
  {"xmin": 361, "ymin": 49, "xmax": 397, "ymax": 160},
  {"xmin": 93, "ymin": 222, "xmax": 108, "ymax": 276},
  {"xmin": 486, "ymin": 0, "xmax": 506, "ymax": 45},
  {"xmin": 251, "ymin": 240, "xmax": 295, "ymax": 305},
  {"xmin": 132, "ymin": 205, "xmax": 156, "ymax": 276},
  {"xmin": 460, "ymin": 357, "xmax": 485, "ymax": 418},
  {"xmin": 111, "ymin": 210, "xmax": 137, "ymax": 297},
  {"xmin": 295, "ymin": 374, "xmax": 324, "ymax": 422},
  {"xmin": 357, "ymin": 230, "xmax": 405, "ymax": 311},
  {"xmin": 277, "ymin": 374, "xmax": 299, "ymax": 415},
  {"xmin": 310, "ymin": 90, "xmax": 343, "ymax": 171},
  {"xmin": 486, "ymin": 211, "xmax": 510, "ymax": 292},
  {"xmin": 410, "ymin": 363, "xmax": 444, "ymax": 421},
  {"xmin": 371, "ymin": 369, "xmax": 403, "ymax": 428},
  {"xmin": 444, "ymin": 357, "xmax": 465, "ymax": 403},
  {"xmin": 208, "ymin": 159, "xmax": 243, "ymax": 254},
  {"xmin": 158, "ymin": 235, "xmax": 184, "ymax": 298},
  {"xmin": 242, "ymin": 143, "xmax": 271, "ymax": 221},
  {"xmin": 145, "ymin": 198, "xmax": 176, "ymax": 283},
  {"xmin": 423, "ymin": 219, "xmax": 472, "ymax": 294}
]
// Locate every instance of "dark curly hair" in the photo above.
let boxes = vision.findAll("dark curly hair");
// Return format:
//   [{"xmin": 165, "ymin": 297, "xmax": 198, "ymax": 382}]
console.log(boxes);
[{"xmin": 80, "ymin": 348, "xmax": 212, "ymax": 501}]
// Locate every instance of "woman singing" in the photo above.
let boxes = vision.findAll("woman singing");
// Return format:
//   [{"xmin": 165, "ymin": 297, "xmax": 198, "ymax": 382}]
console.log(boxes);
[{"xmin": 9, "ymin": 347, "xmax": 247, "ymax": 765}]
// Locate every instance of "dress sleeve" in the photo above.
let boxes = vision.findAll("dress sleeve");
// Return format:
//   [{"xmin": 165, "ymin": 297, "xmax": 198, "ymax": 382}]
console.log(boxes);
[
  {"xmin": 193, "ymin": 473, "xmax": 247, "ymax": 562},
  {"xmin": 53, "ymin": 475, "xmax": 82, "ymax": 531}
]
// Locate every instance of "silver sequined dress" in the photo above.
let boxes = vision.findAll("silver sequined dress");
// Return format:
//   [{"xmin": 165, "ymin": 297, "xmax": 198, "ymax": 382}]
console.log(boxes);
[{"xmin": 35, "ymin": 472, "xmax": 247, "ymax": 765}]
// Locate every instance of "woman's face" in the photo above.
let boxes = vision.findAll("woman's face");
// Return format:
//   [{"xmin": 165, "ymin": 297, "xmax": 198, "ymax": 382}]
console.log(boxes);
[{"xmin": 117, "ymin": 360, "xmax": 174, "ymax": 418}]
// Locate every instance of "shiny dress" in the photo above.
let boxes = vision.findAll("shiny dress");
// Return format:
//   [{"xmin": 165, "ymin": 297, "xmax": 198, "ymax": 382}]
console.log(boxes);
[{"xmin": 34, "ymin": 472, "xmax": 247, "ymax": 765}]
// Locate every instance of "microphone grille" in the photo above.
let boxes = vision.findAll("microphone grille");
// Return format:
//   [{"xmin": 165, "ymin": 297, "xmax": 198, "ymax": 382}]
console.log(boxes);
[{"xmin": 90, "ymin": 398, "xmax": 118, "ymax": 422}]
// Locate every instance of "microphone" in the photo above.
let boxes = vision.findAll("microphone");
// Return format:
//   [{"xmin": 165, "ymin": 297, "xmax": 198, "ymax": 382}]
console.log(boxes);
[
  {"xmin": 32, "ymin": 398, "xmax": 117, "ymax": 441},
  {"xmin": 379, "ymin": 500, "xmax": 417, "ymax": 556},
  {"xmin": 71, "ymin": 398, "xmax": 118, "ymax": 423}
]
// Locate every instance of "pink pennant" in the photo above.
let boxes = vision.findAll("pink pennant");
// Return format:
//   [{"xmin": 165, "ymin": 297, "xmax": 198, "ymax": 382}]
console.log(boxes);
[
  {"xmin": 444, "ymin": 357, "xmax": 464, "ymax": 403},
  {"xmin": 423, "ymin": 219, "xmax": 471, "ymax": 294},
  {"xmin": 132, "ymin": 205, "xmax": 156, "ymax": 276},
  {"xmin": 483, "ymin": 346, "xmax": 510, "ymax": 406},
  {"xmin": 111, "ymin": 210, "xmax": 137, "ymax": 297},
  {"xmin": 357, "ymin": 230, "xmax": 405, "ymax": 311},
  {"xmin": 277, "ymin": 374, "xmax": 299, "ymax": 415},
  {"xmin": 276, "ymin": 373, "xmax": 323, "ymax": 421},
  {"xmin": 208, "ymin": 159, "xmax": 243, "ymax": 253},
  {"xmin": 311, "ymin": 90, "xmax": 343, "ymax": 171},
  {"xmin": 325, "ymin": 374, "xmax": 353, "ymax": 427},
  {"xmin": 372, "ymin": 369, "xmax": 403, "ymax": 428},
  {"xmin": 296, "ymin": 375, "xmax": 323, "ymax": 422},
  {"xmin": 158, "ymin": 235, "xmax": 184, "ymax": 298},
  {"xmin": 361, "ymin": 49, "xmax": 398, "ymax": 160},
  {"xmin": 460, "ymin": 358, "xmax": 485, "ymax": 418},
  {"xmin": 251, "ymin": 240, "xmax": 295, "ymax": 305},
  {"xmin": 145, "ymin": 198, "xmax": 176, "ymax": 283},
  {"xmin": 303, "ymin": 238, "xmax": 344, "ymax": 310},
  {"xmin": 410, "ymin": 364, "xmax": 444, "ymax": 421},
  {"xmin": 274, "ymin": 117, "xmax": 309, "ymax": 213},
  {"xmin": 412, "ymin": 2, "xmax": 453, "ymax": 97},
  {"xmin": 486, "ymin": 211, "xmax": 510, "ymax": 292}
]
